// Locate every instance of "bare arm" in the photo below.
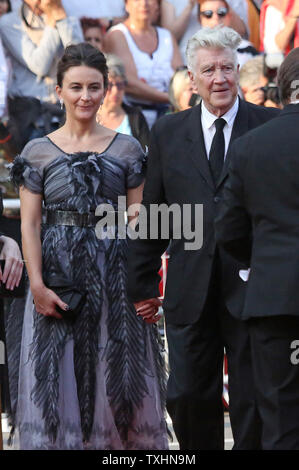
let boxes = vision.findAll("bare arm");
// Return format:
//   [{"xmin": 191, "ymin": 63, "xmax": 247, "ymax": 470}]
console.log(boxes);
[
  {"xmin": 160, "ymin": 0, "xmax": 196, "ymax": 42},
  {"xmin": 273, "ymin": 0, "xmax": 299, "ymax": 51},
  {"xmin": 105, "ymin": 30, "xmax": 169, "ymax": 103},
  {"xmin": 20, "ymin": 187, "xmax": 67, "ymax": 319},
  {"xmin": 229, "ymin": 7, "xmax": 247, "ymax": 38},
  {"xmin": 171, "ymin": 33, "xmax": 184, "ymax": 70},
  {"xmin": 275, "ymin": 17, "xmax": 298, "ymax": 51}
]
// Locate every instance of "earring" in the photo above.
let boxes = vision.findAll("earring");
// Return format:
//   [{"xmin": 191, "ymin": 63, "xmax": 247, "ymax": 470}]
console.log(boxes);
[{"xmin": 60, "ymin": 98, "xmax": 64, "ymax": 110}]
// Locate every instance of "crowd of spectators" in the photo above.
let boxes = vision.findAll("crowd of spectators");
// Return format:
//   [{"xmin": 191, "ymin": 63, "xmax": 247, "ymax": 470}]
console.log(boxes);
[{"xmin": 0, "ymin": 0, "xmax": 296, "ymax": 159}]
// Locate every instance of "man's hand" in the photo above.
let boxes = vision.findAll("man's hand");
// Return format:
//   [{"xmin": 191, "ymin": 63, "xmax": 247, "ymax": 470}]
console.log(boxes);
[
  {"xmin": 40, "ymin": 0, "xmax": 66, "ymax": 27},
  {"xmin": 134, "ymin": 298, "xmax": 162, "ymax": 324}
]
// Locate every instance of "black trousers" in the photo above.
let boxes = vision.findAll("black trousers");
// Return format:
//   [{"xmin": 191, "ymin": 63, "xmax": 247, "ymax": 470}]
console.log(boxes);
[
  {"xmin": 248, "ymin": 315, "xmax": 299, "ymax": 450},
  {"xmin": 165, "ymin": 256, "xmax": 262, "ymax": 450}
]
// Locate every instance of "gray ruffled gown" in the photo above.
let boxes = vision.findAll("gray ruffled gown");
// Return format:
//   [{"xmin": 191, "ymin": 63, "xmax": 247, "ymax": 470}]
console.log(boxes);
[{"xmin": 9, "ymin": 134, "xmax": 168, "ymax": 450}]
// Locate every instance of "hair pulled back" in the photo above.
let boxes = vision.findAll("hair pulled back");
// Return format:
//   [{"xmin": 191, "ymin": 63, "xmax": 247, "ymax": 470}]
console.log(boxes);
[{"xmin": 57, "ymin": 42, "xmax": 109, "ymax": 90}]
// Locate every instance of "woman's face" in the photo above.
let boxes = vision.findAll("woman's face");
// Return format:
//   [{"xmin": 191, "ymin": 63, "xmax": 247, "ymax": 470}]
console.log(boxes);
[
  {"xmin": 104, "ymin": 74, "xmax": 126, "ymax": 109},
  {"xmin": 0, "ymin": 0, "xmax": 9, "ymax": 16},
  {"xmin": 84, "ymin": 27, "xmax": 103, "ymax": 52},
  {"xmin": 125, "ymin": 0, "xmax": 150, "ymax": 21},
  {"xmin": 57, "ymin": 65, "xmax": 106, "ymax": 122}
]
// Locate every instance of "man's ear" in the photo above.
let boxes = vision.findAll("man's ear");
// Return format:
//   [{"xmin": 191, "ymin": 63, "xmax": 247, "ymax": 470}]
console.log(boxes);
[{"xmin": 188, "ymin": 70, "xmax": 198, "ymax": 93}]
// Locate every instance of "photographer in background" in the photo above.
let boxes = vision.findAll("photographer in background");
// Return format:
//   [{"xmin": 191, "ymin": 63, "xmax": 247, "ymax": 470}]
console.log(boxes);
[{"xmin": 239, "ymin": 54, "xmax": 282, "ymax": 108}]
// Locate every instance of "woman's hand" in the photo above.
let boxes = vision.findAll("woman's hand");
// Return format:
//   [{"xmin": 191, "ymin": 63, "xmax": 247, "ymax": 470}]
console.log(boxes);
[
  {"xmin": 32, "ymin": 284, "xmax": 69, "ymax": 320},
  {"xmin": 0, "ymin": 236, "xmax": 23, "ymax": 290},
  {"xmin": 134, "ymin": 298, "xmax": 162, "ymax": 324}
]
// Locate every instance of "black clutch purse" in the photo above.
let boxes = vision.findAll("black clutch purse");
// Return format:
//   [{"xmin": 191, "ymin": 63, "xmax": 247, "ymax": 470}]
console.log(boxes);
[
  {"xmin": 0, "ymin": 259, "xmax": 26, "ymax": 298},
  {"xmin": 45, "ymin": 277, "xmax": 86, "ymax": 321}
]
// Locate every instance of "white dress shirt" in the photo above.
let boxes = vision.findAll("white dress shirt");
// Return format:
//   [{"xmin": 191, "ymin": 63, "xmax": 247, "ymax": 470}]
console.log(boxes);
[{"xmin": 201, "ymin": 97, "xmax": 239, "ymax": 159}]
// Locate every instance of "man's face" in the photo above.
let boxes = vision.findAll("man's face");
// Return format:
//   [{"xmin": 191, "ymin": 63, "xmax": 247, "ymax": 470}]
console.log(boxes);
[
  {"xmin": 198, "ymin": 0, "xmax": 231, "ymax": 28},
  {"xmin": 189, "ymin": 47, "xmax": 239, "ymax": 116}
]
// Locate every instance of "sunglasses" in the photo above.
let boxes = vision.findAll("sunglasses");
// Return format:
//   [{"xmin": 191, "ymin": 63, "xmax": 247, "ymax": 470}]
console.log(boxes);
[
  {"xmin": 107, "ymin": 81, "xmax": 126, "ymax": 91},
  {"xmin": 200, "ymin": 7, "xmax": 228, "ymax": 19}
]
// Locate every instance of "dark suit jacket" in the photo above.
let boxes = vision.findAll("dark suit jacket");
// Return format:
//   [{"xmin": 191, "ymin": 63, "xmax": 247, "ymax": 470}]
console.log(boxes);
[
  {"xmin": 122, "ymin": 103, "xmax": 150, "ymax": 152},
  {"xmin": 127, "ymin": 98, "xmax": 280, "ymax": 325},
  {"xmin": 215, "ymin": 103, "xmax": 299, "ymax": 320}
]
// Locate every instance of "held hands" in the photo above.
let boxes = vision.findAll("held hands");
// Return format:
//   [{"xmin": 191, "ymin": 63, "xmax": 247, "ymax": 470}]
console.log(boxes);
[
  {"xmin": 0, "ymin": 236, "xmax": 23, "ymax": 290},
  {"xmin": 32, "ymin": 284, "xmax": 69, "ymax": 320},
  {"xmin": 134, "ymin": 298, "xmax": 162, "ymax": 324}
]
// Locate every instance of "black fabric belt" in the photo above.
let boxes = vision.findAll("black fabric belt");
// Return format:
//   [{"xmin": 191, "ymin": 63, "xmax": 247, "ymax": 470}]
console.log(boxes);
[{"xmin": 44, "ymin": 210, "xmax": 121, "ymax": 227}]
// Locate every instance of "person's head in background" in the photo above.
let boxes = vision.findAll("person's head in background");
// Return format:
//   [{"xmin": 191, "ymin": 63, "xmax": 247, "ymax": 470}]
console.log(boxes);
[
  {"xmin": 0, "ymin": 0, "xmax": 11, "ymax": 16},
  {"xmin": 277, "ymin": 47, "xmax": 299, "ymax": 107},
  {"xmin": 168, "ymin": 66, "xmax": 195, "ymax": 112},
  {"xmin": 197, "ymin": 0, "xmax": 231, "ymax": 29},
  {"xmin": 101, "ymin": 54, "xmax": 127, "ymax": 112},
  {"xmin": 240, "ymin": 55, "xmax": 282, "ymax": 108},
  {"xmin": 80, "ymin": 17, "xmax": 104, "ymax": 52},
  {"xmin": 239, "ymin": 56, "xmax": 268, "ymax": 106},
  {"xmin": 124, "ymin": 0, "xmax": 152, "ymax": 24}
]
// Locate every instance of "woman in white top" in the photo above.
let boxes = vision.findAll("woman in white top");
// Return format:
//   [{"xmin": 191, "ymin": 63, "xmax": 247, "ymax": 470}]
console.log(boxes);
[{"xmin": 105, "ymin": 0, "xmax": 183, "ymax": 128}]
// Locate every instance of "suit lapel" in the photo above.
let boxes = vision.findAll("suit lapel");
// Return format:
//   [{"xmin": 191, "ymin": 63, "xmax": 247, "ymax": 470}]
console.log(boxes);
[
  {"xmin": 217, "ymin": 99, "xmax": 249, "ymax": 189},
  {"xmin": 185, "ymin": 104, "xmax": 215, "ymax": 191}
]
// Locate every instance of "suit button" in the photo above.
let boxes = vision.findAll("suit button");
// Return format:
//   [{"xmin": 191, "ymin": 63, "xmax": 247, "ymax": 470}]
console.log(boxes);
[{"xmin": 214, "ymin": 196, "xmax": 220, "ymax": 203}]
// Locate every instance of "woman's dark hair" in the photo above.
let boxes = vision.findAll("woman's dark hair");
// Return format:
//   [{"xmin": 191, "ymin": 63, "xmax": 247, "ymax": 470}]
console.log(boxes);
[
  {"xmin": 277, "ymin": 48, "xmax": 299, "ymax": 106},
  {"xmin": 80, "ymin": 16, "xmax": 104, "ymax": 34},
  {"xmin": 57, "ymin": 42, "xmax": 109, "ymax": 89}
]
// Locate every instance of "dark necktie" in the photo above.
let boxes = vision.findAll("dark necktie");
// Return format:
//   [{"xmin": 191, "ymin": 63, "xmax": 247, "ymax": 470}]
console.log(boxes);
[{"xmin": 209, "ymin": 118, "xmax": 226, "ymax": 184}]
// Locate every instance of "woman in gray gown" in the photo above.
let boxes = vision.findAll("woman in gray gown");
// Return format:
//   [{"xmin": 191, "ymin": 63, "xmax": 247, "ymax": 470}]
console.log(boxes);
[{"xmin": 9, "ymin": 43, "xmax": 168, "ymax": 450}]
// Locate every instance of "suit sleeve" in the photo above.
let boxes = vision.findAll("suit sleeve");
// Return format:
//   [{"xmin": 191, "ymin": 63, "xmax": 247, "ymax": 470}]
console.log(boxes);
[
  {"xmin": 215, "ymin": 139, "xmax": 252, "ymax": 266},
  {"xmin": 127, "ymin": 122, "xmax": 170, "ymax": 302}
]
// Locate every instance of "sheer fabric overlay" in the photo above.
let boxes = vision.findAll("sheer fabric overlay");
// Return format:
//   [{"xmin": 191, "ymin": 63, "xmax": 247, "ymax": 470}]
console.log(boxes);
[{"xmin": 8, "ymin": 134, "xmax": 168, "ymax": 450}]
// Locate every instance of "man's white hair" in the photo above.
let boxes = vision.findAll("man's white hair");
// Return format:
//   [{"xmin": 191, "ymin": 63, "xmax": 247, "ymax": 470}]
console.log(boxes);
[{"xmin": 186, "ymin": 26, "xmax": 242, "ymax": 73}]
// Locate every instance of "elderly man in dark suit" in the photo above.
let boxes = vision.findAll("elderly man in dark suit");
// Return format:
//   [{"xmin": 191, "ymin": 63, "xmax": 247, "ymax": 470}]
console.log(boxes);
[
  {"xmin": 127, "ymin": 26, "xmax": 280, "ymax": 450},
  {"xmin": 215, "ymin": 47, "xmax": 299, "ymax": 450}
]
